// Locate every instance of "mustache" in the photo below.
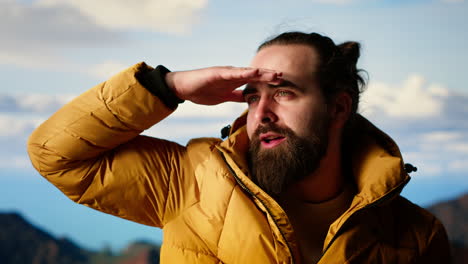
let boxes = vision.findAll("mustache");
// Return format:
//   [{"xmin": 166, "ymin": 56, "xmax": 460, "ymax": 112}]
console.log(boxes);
[{"xmin": 253, "ymin": 123, "xmax": 292, "ymax": 138}]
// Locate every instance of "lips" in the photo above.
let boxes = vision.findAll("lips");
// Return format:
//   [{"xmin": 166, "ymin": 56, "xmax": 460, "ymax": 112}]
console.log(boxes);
[{"xmin": 259, "ymin": 132, "xmax": 286, "ymax": 148}]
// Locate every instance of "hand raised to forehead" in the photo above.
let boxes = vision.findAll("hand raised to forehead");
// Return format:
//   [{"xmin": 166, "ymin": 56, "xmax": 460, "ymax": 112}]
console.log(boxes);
[{"xmin": 165, "ymin": 66, "xmax": 282, "ymax": 105}]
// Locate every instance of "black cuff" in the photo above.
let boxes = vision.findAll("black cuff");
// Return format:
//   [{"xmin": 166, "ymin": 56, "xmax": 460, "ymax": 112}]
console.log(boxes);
[{"xmin": 136, "ymin": 65, "xmax": 185, "ymax": 110}]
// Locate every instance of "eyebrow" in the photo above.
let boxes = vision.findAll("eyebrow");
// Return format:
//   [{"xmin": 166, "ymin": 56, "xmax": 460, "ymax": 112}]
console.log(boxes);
[{"xmin": 242, "ymin": 79, "xmax": 303, "ymax": 97}]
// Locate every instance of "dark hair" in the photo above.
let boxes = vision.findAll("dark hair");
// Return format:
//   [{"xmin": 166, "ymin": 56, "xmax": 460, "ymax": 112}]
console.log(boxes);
[{"xmin": 258, "ymin": 32, "xmax": 367, "ymax": 117}]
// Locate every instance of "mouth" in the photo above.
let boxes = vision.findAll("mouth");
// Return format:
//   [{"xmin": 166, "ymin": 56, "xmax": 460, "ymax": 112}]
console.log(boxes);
[{"xmin": 259, "ymin": 133, "xmax": 286, "ymax": 148}]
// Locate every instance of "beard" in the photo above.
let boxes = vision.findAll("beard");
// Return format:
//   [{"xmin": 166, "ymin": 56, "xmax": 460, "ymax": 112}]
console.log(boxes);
[{"xmin": 247, "ymin": 117, "xmax": 329, "ymax": 197}]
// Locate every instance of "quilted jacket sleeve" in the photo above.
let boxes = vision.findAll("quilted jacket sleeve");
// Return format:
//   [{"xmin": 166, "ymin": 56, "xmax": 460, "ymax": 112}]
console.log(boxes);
[{"xmin": 27, "ymin": 62, "xmax": 198, "ymax": 228}]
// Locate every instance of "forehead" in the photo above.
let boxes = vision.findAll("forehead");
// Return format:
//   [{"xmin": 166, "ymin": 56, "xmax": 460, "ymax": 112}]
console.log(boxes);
[{"xmin": 250, "ymin": 44, "xmax": 319, "ymax": 79}]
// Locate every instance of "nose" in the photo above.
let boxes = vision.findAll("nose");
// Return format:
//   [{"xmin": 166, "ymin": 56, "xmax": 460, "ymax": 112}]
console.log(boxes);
[{"xmin": 254, "ymin": 97, "xmax": 278, "ymax": 124}]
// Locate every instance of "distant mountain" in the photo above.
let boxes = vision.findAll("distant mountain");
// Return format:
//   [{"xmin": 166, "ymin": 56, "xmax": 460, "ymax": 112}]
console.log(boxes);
[
  {"xmin": 427, "ymin": 193, "xmax": 468, "ymax": 246},
  {"xmin": 0, "ymin": 212, "xmax": 160, "ymax": 264},
  {"xmin": 427, "ymin": 192, "xmax": 468, "ymax": 264},
  {"xmin": 0, "ymin": 212, "xmax": 90, "ymax": 264}
]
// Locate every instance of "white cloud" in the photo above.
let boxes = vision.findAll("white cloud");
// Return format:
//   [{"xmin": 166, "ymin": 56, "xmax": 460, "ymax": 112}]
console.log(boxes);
[
  {"xmin": 0, "ymin": 50, "xmax": 67, "ymax": 71},
  {"xmin": 397, "ymin": 129, "xmax": 468, "ymax": 177},
  {"xmin": 0, "ymin": 1, "xmax": 121, "ymax": 50},
  {"xmin": 143, "ymin": 121, "xmax": 228, "ymax": 142},
  {"xmin": 446, "ymin": 143, "xmax": 468, "ymax": 154},
  {"xmin": 0, "ymin": 92, "xmax": 246, "ymax": 118},
  {"xmin": 0, "ymin": 155, "xmax": 32, "ymax": 170},
  {"xmin": 0, "ymin": 0, "xmax": 208, "ymax": 71},
  {"xmin": 38, "ymin": 0, "xmax": 208, "ymax": 34},
  {"xmin": 421, "ymin": 131, "xmax": 463, "ymax": 143},
  {"xmin": 448, "ymin": 160, "xmax": 468, "ymax": 171},
  {"xmin": 402, "ymin": 152, "xmax": 444, "ymax": 177},
  {"xmin": 0, "ymin": 114, "xmax": 43, "ymax": 137},
  {"xmin": 172, "ymin": 101, "xmax": 246, "ymax": 119},
  {"xmin": 143, "ymin": 102, "xmax": 247, "ymax": 143},
  {"xmin": 88, "ymin": 61, "xmax": 130, "ymax": 80},
  {"xmin": 441, "ymin": 0, "xmax": 464, "ymax": 3},
  {"xmin": 0, "ymin": 0, "xmax": 122, "ymax": 70},
  {"xmin": 360, "ymin": 74, "xmax": 448, "ymax": 118},
  {"xmin": 0, "ymin": 94, "xmax": 74, "ymax": 113}
]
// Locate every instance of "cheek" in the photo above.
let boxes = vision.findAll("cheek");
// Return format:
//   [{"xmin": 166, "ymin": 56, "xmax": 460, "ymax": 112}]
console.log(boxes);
[
  {"xmin": 246, "ymin": 113, "xmax": 255, "ymax": 139},
  {"xmin": 280, "ymin": 106, "xmax": 306, "ymax": 126},
  {"xmin": 283, "ymin": 105, "xmax": 325, "ymax": 136},
  {"xmin": 284, "ymin": 117, "xmax": 309, "ymax": 136}
]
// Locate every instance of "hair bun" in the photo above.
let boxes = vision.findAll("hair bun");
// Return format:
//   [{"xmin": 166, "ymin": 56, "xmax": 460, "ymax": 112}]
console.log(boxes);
[{"xmin": 338, "ymin": 41, "xmax": 361, "ymax": 67}]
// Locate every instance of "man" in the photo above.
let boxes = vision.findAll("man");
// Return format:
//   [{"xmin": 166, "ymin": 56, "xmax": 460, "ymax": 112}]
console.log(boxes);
[{"xmin": 28, "ymin": 32, "xmax": 450, "ymax": 263}]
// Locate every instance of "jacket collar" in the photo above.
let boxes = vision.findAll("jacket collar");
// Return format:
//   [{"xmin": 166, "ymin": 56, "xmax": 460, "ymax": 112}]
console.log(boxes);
[
  {"xmin": 346, "ymin": 115, "xmax": 410, "ymax": 206},
  {"xmin": 219, "ymin": 112, "xmax": 410, "ymax": 203}
]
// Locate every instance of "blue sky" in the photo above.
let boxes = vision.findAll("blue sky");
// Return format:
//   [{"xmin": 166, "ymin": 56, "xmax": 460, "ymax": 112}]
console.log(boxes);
[{"xmin": 1, "ymin": 0, "xmax": 467, "ymax": 252}]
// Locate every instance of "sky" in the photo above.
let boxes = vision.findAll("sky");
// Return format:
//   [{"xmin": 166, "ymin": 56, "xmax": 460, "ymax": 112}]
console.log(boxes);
[{"xmin": 1, "ymin": 0, "xmax": 467, "ymax": 252}]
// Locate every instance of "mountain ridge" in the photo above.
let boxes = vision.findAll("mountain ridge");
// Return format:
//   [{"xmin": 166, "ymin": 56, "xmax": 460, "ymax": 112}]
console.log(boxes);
[{"xmin": 0, "ymin": 212, "xmax": 160, "ymax": 264}]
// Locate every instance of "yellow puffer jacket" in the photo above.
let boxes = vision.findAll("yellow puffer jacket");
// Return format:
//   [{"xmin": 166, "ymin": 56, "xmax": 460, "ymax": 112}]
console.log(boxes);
[{"xmin": 28, "ymin": 63, "xmax": 450, "ymax": 263}]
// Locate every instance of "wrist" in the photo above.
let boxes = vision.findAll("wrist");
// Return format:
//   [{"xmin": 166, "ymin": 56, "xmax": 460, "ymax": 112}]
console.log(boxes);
[
  {"xmin": 137, "ymin": 65, "xmax": 184, "ymax": 110},
  {"xmin": 165, "ymin": 71, "xmax": 185, "ymax": 101}
]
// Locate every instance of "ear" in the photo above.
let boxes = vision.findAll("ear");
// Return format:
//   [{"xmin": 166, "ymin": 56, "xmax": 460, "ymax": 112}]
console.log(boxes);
[{"xmin": 329, "ymin": 92, "xmax": 352, "ymax": 129}]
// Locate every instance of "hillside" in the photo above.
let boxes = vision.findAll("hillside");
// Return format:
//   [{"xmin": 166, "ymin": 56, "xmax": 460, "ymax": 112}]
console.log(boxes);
[
  {"xmin": 427, "ymin": 193, "xmax": 468, "ymax": 264},
  {"xmin": 0, "ymin": 212, "xmax": 90, "ymax": 264},
  {"xmin": 0, "ymin": 212, "xmax": 160, "ymax": 264}
]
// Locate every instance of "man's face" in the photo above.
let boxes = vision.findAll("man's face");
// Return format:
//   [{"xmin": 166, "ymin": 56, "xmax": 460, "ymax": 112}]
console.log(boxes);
[{"xmin": 244, "ymin": 44, "xmax": 331, "ymax": 196}]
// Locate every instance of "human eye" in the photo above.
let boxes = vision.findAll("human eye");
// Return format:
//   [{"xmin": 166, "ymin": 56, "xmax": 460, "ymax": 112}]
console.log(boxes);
[
  {"xmin": 245, "ymin": 94, "xmax": 260, "ymax": 105},
  {"xmin": 275, "ymin": 90, "xmax": 294, "ymax": 98}
]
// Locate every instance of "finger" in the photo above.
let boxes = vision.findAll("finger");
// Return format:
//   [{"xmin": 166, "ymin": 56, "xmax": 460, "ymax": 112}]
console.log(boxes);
[
  {"xmin": 256, "ymin": 68, "xmax": 282, "ymax": 81},
  {"xmin": 224, "ymin": 67, "xmax": 279, "ymax": 80},
  {"xmin": 238, "ymin": 68, "xmax": 260, "ymax": 79},
  {"xmin": 236, "ymin": 69, "xmax": 282, "ymax": 82},
  {"xmin": 257, "ymin": 68, "xmax": 278, "ymax": 74},
  {"xmin": 252, "ymin": 72, "xmax": 283, "ymax": 84},
  {"xmin": 248, "ymin": 69, "xmax": 283, "ymax": 79},
  {"xmin": 227, "ymin": 68, "xmax": 259, "ymax": 79},
  {"xmin": 219, "ymin": 67, "xmax": 282, "ymax": 83}
]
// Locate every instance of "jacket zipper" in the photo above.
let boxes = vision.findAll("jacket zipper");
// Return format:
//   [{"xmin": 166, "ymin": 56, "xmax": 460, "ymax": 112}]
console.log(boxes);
[
  {"xmin": 316, "ymin": 176, "xmax": 411, "ymax": 262},
  {"xmin": 218, "ymin": 150, "xmax": 296, "ymax": 264}
]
